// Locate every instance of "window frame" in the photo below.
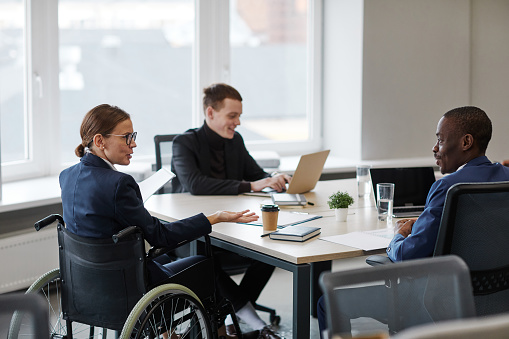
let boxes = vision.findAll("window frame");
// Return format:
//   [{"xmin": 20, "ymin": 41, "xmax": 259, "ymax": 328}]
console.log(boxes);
[
  {"xmin": 1, "ymin": 0, "xmax": 60, "ymax": 182},
  {"xmin": 194, "ymin": 0, "xmax": 323, "ymax": 156},
  {"xmin": 1, "ymin": 0, "xmax": 322, "ymax": 183}
]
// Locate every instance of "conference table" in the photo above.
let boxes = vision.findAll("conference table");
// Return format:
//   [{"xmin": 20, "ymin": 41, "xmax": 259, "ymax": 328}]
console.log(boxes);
[{"xmin": 145, "ymin": 178, "xmax": 393, "ymax": 339}]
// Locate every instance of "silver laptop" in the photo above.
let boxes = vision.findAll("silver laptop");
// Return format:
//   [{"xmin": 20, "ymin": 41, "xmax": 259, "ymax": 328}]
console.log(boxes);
[
  {"xmin": 260, "ymin": 150, "xmax": 330, "ymax": 195},
  {"xmin": 370, "ymin": 167, "xmax": 436, "ymax": 217}
]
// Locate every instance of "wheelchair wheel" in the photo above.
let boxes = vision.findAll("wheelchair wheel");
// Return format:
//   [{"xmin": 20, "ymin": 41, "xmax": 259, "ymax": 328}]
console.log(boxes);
[
  {"xmin": 121, "ymin": 284, "xmax": 213, "ymax": 339},
  {"xmin": 8, "ymin": 268, "xmax": 65, "ymax": 339},
  {"xmin": 8, "ymin": 268, "xmax": 109, "ymax": 339}
]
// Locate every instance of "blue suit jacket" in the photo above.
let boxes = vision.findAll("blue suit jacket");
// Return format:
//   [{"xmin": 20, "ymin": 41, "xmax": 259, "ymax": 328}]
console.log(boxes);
[
  {"xmin": 387, "ymin": 156, "xmax": 509, "ymax": 261},
  {"xmin": 59, "ymin": 152, "xmax": 211, "ymax": 248}
]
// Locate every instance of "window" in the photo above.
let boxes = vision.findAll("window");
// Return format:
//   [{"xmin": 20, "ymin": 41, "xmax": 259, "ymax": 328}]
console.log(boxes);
[
  {"xmin": 0, "ymin": 0, "xmax": 26, "ymax": 163},
  {"xmin": 59, "ymin": 0, "xmax": 195, "ymax": 163},
  {"xmin": 0, "ymin": 0, "xmax": 322, "ymax": 183},
  {"xmin": 229, "ymin": 0, "xmax": 322, "ymax": 153}
]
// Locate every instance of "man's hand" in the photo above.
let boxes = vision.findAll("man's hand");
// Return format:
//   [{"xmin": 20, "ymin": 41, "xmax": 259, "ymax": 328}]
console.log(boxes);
[
  {"xmin": 250, "ymin": 173, "xmax": 292, "ymax": 192},
  {"xmin": 395, "ymin": 218, "xmax": 417, "ymax": 238},
  {"xmin": 207, "ymin": 209, "xmax": 259, "ymax": 225}
]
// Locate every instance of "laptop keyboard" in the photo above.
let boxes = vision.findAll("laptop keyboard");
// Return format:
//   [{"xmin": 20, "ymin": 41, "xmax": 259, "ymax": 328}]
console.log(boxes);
[{"xmin": 393, "ymin": 206, "xmax": 424, "ymax": 213}]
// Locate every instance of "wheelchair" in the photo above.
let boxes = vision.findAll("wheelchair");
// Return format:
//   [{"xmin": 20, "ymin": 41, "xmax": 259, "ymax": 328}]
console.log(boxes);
[{"xmin": 7, "ymin": 214, "xmax": 243, "ymax": 339}]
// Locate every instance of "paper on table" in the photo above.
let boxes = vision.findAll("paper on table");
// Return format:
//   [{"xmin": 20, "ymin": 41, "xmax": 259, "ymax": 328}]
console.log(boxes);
[
  {"xmin": 138, "ymin": 167, "xmax": 175, "ymax": 203},
  {"xmin": 320, "ymin": 228, "xmax": 394, "ymax": 251}
]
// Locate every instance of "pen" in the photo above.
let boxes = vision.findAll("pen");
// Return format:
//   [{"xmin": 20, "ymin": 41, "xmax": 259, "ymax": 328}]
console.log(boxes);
[
  {"xmin": 261, "ymin": 232, "xmax": 275, "ymax": 238},
  {"xmin": 307, "ymin": 201, "xmax": 315, "ymax": 206}
]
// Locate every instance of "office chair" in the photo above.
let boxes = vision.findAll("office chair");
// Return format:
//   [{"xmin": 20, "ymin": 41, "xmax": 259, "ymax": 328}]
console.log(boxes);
[
  {"xmin": 433, "ymin": 181, "xmax": 509, "ymax": 316},
  {"xmin": 2, "ymin": 293, "xmax": 49, "ymax": 338},
  {"xmin": 319, "ymin": 255, "xmax": 476, "ymax": 338},
  {"xmin": 154, "ymin": 134, "xmax": 178, "ymax": 194},
  {"xmin": 153, "ymin": 134, "xmax": 280, "ymax": 324},
  {"xmin": 8, "ymin": 214, "xmax": 241, "ymax": 338},
  {"xmin": 366, "ymin": 181, "xmax": 509, "ymax": 317},
  {"xmin": 392, "ymin": 312, "xmax": 509, "ymax": 339}
]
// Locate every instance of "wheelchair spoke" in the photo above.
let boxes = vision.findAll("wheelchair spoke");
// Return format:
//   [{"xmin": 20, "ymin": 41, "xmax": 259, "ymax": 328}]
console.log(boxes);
[{"xmin": 127, "ymin": 292, "xmax": 212, "ymax": 339}]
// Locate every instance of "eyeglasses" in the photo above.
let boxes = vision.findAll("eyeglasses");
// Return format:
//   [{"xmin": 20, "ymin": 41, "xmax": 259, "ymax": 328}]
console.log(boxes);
[{"xmin": 107, "ymin": 131, "xmax": 137, "ymax": 146}]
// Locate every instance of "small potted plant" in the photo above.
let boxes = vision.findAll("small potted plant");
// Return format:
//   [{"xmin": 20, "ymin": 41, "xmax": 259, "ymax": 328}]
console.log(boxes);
[{"xmin": 327, "ymin": 191, "xmax": 354, "ymax": 221}]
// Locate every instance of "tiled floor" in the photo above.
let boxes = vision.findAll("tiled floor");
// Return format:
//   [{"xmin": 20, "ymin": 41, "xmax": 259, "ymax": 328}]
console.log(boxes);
[{"xmin": 233, "ymin": 267, "xmax": 321, "ymax": 339}]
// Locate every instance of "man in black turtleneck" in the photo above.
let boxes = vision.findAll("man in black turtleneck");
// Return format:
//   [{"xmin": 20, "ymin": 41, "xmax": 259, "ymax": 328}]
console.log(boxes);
[
  {"xmin": 170, "ymin": 83, "xmax": 290, "ymax": 195},
  {"xmin": 170, "ymin": 83, "xmax": 288, "ymax": 338}
]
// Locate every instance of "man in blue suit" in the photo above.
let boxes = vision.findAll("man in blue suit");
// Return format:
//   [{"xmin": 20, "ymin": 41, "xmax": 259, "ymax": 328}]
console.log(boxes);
[
  {"xmin": 387, "ymin": 106, "xmax": 509, "ymax": 261},
  {"xmin": 317, "ymin": 106, "xmax": 509, "ymax": 338}
]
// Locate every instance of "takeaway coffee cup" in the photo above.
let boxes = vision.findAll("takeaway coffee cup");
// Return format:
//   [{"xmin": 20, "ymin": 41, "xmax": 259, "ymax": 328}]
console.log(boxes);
[{"xmin": 261, "ymin": 204, "xmax": 280, "ymax": 233}]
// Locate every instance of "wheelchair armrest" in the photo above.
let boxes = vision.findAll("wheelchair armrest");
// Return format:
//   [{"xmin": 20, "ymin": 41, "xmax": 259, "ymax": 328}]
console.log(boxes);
[
  {"xmin": 366, "ymin": 254, "xmax": 394, "ymax": 266},
  {"xmin": 34, "ymin": 214, "xmax": 65, "ymax": 231},
  {"xmin": 147, "ymin": 246, "xmax": 172, "ymax": 259},
  {"xmin": 147, "ymin": 235, "xmax": 212, "ymax": 259},
  {"xmin": 112, "ymin": 226, "xmax": 140, "ymax": 243}
]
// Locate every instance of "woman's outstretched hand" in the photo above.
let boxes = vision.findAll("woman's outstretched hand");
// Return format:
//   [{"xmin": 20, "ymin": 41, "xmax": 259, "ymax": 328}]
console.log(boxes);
[{"xmin": 207, "ymin": 209, "xmax": 259, "ymax": 225}]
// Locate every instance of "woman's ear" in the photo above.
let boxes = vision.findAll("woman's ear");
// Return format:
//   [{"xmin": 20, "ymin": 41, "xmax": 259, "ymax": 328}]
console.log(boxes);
[{"xmin": 92, "ymin": 134, "xmax": 105, "ymax": 150}]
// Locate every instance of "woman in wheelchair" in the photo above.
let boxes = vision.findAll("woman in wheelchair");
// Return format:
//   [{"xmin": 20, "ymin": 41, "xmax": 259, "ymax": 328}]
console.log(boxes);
[{"xmin": 57, "ymin": 104, "xmax": 282, "ymax": 339}]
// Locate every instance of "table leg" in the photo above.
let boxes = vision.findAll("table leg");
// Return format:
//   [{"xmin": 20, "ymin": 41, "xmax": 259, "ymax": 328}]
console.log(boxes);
[
  {"xmin": 207, "ymin": 237, "xmax": 315, "ymax": 338},
  {"xmin": 293, "ymin": 264, "xmax": 311, "ymax": 339},
  {"xmin": 310, "ymin": 261, "xmax": 332, "ymax": 317}
]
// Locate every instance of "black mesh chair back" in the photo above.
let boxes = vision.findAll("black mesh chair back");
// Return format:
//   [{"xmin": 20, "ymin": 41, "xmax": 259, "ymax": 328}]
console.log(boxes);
[
  {"xmin": 319, "ymin": 255, "xmax": 475, "ymax": 338},
  {"xmin": 434, "ymin": 181, "xmax": 509, "ymax": 316},
  {"xmin": 154, "ymin": 134, "xmax": 177, "ymax": 194},
  {"xmin": 58, "ymin": 223, "xmax": 147, "ymax": 331}
]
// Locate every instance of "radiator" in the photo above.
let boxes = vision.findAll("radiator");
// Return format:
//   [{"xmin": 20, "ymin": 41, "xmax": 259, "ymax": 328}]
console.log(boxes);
[{"xmin": 0, "ymin": 227, "xmax": 59, "ymax": 293}]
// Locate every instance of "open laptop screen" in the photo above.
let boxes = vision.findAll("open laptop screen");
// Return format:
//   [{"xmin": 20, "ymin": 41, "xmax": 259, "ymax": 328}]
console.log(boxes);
[{"xmin": 370, "ymin": 167, "xmax": 436, "ymax": 207}]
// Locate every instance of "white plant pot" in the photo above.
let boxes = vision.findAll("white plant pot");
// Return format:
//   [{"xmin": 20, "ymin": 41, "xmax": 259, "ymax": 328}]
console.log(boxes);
[{"xmin": 335, "ymin": 208, "xmax": 348, "ymax": 222}]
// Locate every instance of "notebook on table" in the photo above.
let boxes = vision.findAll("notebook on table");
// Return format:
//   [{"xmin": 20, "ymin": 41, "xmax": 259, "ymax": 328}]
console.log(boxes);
[
  {"xmin": 269, "ymin": 225, "xmax": 321, "ymax": 242},
  {"xmin": 370, "ymin": 167, "xmax": 436, "ymax": 217}
]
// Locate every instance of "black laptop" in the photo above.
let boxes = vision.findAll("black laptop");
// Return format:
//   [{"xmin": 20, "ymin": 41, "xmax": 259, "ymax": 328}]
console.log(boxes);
[{"xmin": 370, "ymin": 167, "xmax": 436, "ymax": 218}]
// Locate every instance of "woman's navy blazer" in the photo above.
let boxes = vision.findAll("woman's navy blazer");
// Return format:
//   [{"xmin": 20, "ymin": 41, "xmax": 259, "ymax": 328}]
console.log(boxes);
[{"xmin": 59, "ymin": 152, "xmax": 211, "ymax": 248}]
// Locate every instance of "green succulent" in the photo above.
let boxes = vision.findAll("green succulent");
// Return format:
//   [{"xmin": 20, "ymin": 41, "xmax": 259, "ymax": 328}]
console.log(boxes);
[{"xmin": 327, "ymin": 191, "xmax": 354, "ymax": 209}]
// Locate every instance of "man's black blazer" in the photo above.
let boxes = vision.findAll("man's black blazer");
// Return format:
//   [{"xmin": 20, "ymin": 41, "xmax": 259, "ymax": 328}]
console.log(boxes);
[{"xmin": 170, "ymin": 125, "xmax": 268, "ymax": 195}]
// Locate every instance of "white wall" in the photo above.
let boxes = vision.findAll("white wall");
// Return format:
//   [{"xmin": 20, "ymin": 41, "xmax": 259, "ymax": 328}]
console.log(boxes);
[
  {"xmin": 470, "ymin": 0, "xmax": 509, "ymax": 162},
  {"xmin": 322, "ymin": 0, "xmax": 364, "ymax": 161},
  {"xmin": 323, "ymin": 0, "xmax": 509, "ymax": 163}
]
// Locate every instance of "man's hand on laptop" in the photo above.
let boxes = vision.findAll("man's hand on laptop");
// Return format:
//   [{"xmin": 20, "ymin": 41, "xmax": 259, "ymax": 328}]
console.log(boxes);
[
  {"xmin": 251, "ymin": 173, "xmax": 291, "ymax": 192},
  {"xmin": 395, "ymin": 218, "xmax": 417, "ymax": 238}
]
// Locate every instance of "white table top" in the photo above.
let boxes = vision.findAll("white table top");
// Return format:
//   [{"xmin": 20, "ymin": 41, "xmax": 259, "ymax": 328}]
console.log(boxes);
[{"xmin": 145, "ymin": 179, "xmax": 390, "ymax": 265}]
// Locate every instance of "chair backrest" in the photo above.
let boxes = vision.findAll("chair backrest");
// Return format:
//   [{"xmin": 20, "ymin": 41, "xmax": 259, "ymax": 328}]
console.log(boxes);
[
  {"xmin": 58, "ymin": 223, "xmax": 147, "ymax": 331},
  {"xmin": 154, "ymin": 134, "xmax": 177, "ymax": 194},
  {"xmin": 1, "ymin": 293, "xmax": 49, "ymax": 337},
  {"xmin": 392, "ymin": 312, "xmax": 509, "ymax": 339},
  {"xmin": 434, "ymin": 181, "xmax": 509, "ymax": 316},
  {"xmin": 319, "ymin": 255, "xmax": 475, "ymax": 338}
]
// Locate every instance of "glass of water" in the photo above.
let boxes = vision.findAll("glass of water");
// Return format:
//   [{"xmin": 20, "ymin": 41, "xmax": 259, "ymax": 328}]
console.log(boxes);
[
  {"xmin": 356, "ymin": 165, "xmax": 372, "ymax": 197},
  {"xmin": 377, "ymin": 183, "xmax": 394, "ymax": 223}
]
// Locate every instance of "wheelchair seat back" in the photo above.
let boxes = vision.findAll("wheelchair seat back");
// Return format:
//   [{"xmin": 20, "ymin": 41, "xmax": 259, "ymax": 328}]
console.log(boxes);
[{"xmin": 58, "ymin": 223, "xmax": 147, "ymax": 331}]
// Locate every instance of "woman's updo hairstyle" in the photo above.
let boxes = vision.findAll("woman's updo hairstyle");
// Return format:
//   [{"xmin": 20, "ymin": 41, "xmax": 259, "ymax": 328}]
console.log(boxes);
[{"xmin": 75, "ymin": 104, "xmax": 130, "ymax": 157}]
